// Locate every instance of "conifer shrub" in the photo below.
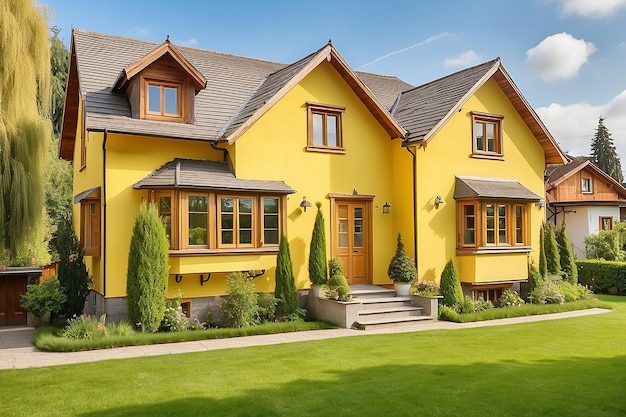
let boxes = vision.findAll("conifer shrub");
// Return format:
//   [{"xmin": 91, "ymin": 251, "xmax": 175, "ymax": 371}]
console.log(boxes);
[
  {"xmin": 387, "ymin": 234, "xmax": 417, "ymax": 283},
  {"xmin": 539, "ymin": 223, "xmax": 548, "ymax": 278},
  {"xmin": 308, "ymin": 202, "xmax": 328, "ymax": 286},
  {"xmin": 223, "ymin": 272, "xmax": 258, "ymax": 327},
  {"xmin": 274, "ymin": 235, "xmax": 297, "ymax": 317},
  {"xmin": 328, "ymin": 258, "xmax": 344, "ymax": 277},
  {"xmin": 544, "ymin": 222, "xmax": 561, "ymax": 276},
  {"xmin": 556, "ymin": 222, "xmax": 578, "ymax": 284},
  {"xmin": 126, "ymin": 203, "xmax": 169, "ymax": 332},
  {"xmin": 325, "ymin": 274, "xmax": 351, "ymax": 301},
  {"xmin": 440, "ymin": 259, "xmax": 463, "ymax": 308},
  {"xmin": 56, "ymin": 216, "xmax": 92, "ymax": 317}
]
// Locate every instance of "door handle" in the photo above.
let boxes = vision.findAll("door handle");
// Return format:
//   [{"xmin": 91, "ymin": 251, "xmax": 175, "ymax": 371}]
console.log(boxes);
[{"xmin": 353, "ymin": 250, "xmax": 359, "ymax": 253}]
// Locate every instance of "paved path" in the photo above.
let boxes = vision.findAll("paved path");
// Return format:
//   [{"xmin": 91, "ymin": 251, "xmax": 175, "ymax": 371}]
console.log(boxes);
[{"xmin": 0, "ymin": 308, "xmax": 610, "ymax": 370}]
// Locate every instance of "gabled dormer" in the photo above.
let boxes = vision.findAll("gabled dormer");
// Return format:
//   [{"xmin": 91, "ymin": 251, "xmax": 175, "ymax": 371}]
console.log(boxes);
[{"xmin": 113, "ymin": 36, "xmax": 206, "ymax": 124}]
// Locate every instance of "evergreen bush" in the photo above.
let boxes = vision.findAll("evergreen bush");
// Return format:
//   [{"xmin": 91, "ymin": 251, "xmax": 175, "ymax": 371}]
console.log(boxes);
[
  {"xmin": 308, "ymin": 202, "xmax": 328, "ymax": 285},
  {"xmin": 256, "ymin": 293, "xmax": 278, "ymax": 323},
  {"xmin": 328, "ymin": 258, "xmax": 344, "ymax": 277},
  {"xmin": 544, "ymin": 222, "xmax": 561, "ymax": 276},
  {"xmin": 56, "ymin": 216, "xmax": 92, "ymax": 317},
  {"xmin": 576, "ymin": 259, "xmax": 626, "ymax": 294},
  {"xmin": 539, "ymin": 223, "xmax": 548, "ymax": 278},
  {"xmin": 387, "ymin": 234, "xmax": 417, "ymax": 283},
  {"xmin": 440, "ymin": 259, "xmax": 463, "ymax": 308},
  {"xmin": 274, "ymin": 235, "xmax": 297, "ymax": 317},
  {"xmin": 325, "ymin": 274, "xmax": 351, "ymax": 301},
  {"xmin": 126, "ymin": 202, "xmax": 169, "ymax": 332},
  {"xmin": 21, "ymin": 276, "xmax": 67, "ymax": 321},
  {"xmin": 585, "ymin": 230, "xmax": 624, "ymax": 261},
  {"xmin": 556, "ymin": 222, "xmax": 578, "ymax": 284},
  {"xmin": 223, "ymin": 271, "xmax": 258, "ymax": 327}
]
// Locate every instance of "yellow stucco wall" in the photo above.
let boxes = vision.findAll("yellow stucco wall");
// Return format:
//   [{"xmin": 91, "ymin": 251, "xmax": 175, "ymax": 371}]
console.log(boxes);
[{"xmin": 414, "ymin": 78, "xmax": 546, "ymax": 284}]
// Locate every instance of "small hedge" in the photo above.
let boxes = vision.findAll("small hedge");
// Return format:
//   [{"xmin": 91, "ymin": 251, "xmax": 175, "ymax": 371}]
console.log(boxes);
[{"xmin": 577, "ymin": 259, "xmax": 626, "ymax": 295}]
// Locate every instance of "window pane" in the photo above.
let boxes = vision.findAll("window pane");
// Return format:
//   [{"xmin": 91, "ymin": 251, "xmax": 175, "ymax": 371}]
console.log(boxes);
[
  {"xmin": 264, "ymin": 214, "xmax": 278, "ymax": 229},
  {"xmin": 221, "ymin": 214, "xmax": 233, "ymax": 230},
  {"xmin": 239, "ymin": 213, "xmax": 252, "ymax": 229},
  {"xmin": 515, "ymin": 205, "xmax": 523, "ymax": 244},
  {"xmin": 486, "ymin": 204, "xmax": 495, "ymax": 244},
  {"xmin": 313, "ymin": 113, "xmax": 323, "ymax": 145},
  {"xmin": 188, "ymin": 196, "xmax": 207, "ymax": 246},
  {"xmin": 264, "ymin": 230, "xmax": 278, "ymax": 245},
  {"xmin": 159, "ymin": 196, "xmax": 172, "ymax": 245},
  {"xmin": 221, "ymin": 198, "xmax": 234, "ymax": 212},
  {"xmin": 164, "ymin": 87, "xmax": 178, "ymax": 114},
  {"xmin": 222, "ymin": 230, "xmax": 233, "ymax": 245},
  {"xmin": 475, "ymin": 122, "xmax": 484, "ymax": 151},
  {"xmin": 486, "ymin": 123, "xmax": 496, "ymax": 152},
  {"xmin": 263, "ymin": 197, "xmax": 279, "ymax": 245},
  {"xmin": 498, "ymin": 204, "xmax": 507, "ymax": 244},
  {"xmin": 239, "ymin": 230, "xmax": 252, "ymax": 244},
  {"xmin": 463, "ymin": 204, "xmax": 475, "ymax": 245},
  {"xmin": 239, "ymin": 198, "xmax": 252, "ymax": 213},
  {"xmin": 148, "ymin": 84, "xmax": 160, "ymax": 113},
  {"xmin": 327, "ymin": 115, "xmax": 337, "ymax": 147},
  {"xmin": 263, "ymin": 198, "xmax": 278, "ymax": 214}
]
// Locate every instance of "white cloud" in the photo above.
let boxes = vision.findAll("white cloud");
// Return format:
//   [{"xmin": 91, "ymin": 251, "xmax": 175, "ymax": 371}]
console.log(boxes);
[
  {"xmin": 561, "ymin": 0, "xmax": 626, "ymax": 18},
  {"xmin": 537, "ymin": 90, "xmax": 626, "ymax": 161},
  {"xmin": 176, "ymin": 38, "xmax": 200, "ymax": 48},
  {"xmin": 526, "ymin": 33, "xmax": 596, "ymax": 81},
  {"xmin": 444, "ymin": 51, "xmax": 482, "ymax": 68}
]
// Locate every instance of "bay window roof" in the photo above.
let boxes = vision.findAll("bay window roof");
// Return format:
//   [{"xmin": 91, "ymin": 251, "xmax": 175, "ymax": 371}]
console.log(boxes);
[{"xmin": 454, "ymin": 176, "xmax": 542, "ymax": 201}]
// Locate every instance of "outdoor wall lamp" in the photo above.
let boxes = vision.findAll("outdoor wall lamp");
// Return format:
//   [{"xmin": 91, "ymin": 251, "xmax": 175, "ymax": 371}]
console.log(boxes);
[
  {"xmin": 300, "ymin": 196, "xmax": 313, "ymax": 212},
  {"xmin": 535, "ymin": 199, "xmax": 545, "ymax": 208},
  {"xmin": 382, "ymin": 202, "xmax": 391, "ymax": 214},
  {"xmin": 434, "ymin": 195, "xmax": 445, "ymax": 209}
]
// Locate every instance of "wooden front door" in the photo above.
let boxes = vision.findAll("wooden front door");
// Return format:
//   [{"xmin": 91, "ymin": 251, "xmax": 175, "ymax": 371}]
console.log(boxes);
[
  {"xmin": 0, "ymin": 275, "xmax": 28, "ymax": 326},
  {"xmin": 333, "ymin": 200, "xmax": 371, "ymax": 285}
]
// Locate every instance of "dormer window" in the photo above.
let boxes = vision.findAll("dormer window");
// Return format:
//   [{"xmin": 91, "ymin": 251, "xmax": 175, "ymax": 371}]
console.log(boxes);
[{"xmin": 146, "ymin": 81, "xmax": 181, "ymax": 119}]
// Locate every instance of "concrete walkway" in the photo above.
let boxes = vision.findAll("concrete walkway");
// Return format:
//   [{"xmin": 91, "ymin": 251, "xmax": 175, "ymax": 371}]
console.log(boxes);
[{"xmin": 0, "ymin": 308, "xmax": 610, "ymax": 370}]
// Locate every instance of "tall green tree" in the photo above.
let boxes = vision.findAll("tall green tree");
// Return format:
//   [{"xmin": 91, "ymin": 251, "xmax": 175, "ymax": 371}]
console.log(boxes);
[
  {"xmin": 544, "ymin": 221, "xmax": 561, "ymax": 276},
  {"xmin": 0, "ymin": 1, "xmax": 52, "ymax": 258},
  {"xmin": 591, "ymin": 116, "xmax": 623, "ymax": 183},
  {"xmin": 538, "ymin": 223, "xmax": 548, "ymax": 278},
  {"xmin": 556, "ymin": 222, "xmax": 578, "ymax": 284},
  {"xmin": 274, "ymin": 235, "xmax": 297, "ymax": 317},
  {"xmin": 126, "ymin": 203, "xmax": 169, "ymax": 332},
  {"xmin": 440, "ymin": 259, "xmax": 463, "ymax": 308},
  {"xmin": 308, "ymin": 202, "xmax": 328, "ymax": 285},
  {"xmin": 49, "ymin": 26, "xmax": 68, "ymax": 137},
  {"xmin": 56, "ymin": 216, "xmax": 91, "ymax": 317}
]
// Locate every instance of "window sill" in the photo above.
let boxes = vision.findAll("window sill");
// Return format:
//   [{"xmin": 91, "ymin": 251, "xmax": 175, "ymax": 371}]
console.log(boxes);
[
  {"xmin": 169, "ymin": 247, "xmax": 279, "ymax": 257},
  {"xmin": 456, "ymin": 246, "xmax": 531, "ymax": 256},
  {"xmin": 471, "ymin": 153, "xmax": 504, "ymax": 161},
  {"xmin": 306, "ymin": 145, "xmax": 346, "ymax": 154}
]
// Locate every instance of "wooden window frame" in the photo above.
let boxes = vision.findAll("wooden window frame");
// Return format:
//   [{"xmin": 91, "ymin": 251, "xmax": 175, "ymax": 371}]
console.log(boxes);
[
  {"xmin": 186, "ymin": 193, "xmax": 210, "ymax": 248},
  {"xmin": 471, "ymin": 112, "xmax": 504, "ymax": 159},
  {"xmin": 142, "ymin": 78, "xmax": 183, "ymax": 122},
  {"xmin": 80, "ymin": 198, "xmax": 101, "ymax": 257},
  {"xmin": 457, "ymin": 200, "xmax": 530, "ymax": 253},
  {"xmin": 217, "ymin": 195, "xmax": 256, "ymax": 249},
  {"xmin": 306, "ymin": 102, "xmax": 345, "ymax": 153},
  {"xmin": 581, "ymin": 177, "xmax": 593, "ymax": 194},
  {"xmin": 155, "ymin": 190, "xmax": 177, "ymax": 249},
  {"xmin": 599, "ymin": 216, "xmax": 613, "ymax": 231},
  {"xmin": 261, "ymin": 197, "xmax": 281, "ymax": 247}
]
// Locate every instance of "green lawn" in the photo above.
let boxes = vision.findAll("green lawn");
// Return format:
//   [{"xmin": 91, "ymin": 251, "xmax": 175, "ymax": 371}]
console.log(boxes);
[{"xmin": 2, "ymin": 295, "xmax": 625, "ymax": 417}]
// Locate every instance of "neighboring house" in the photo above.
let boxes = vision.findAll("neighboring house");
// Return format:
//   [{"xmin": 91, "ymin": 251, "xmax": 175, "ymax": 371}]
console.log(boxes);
[
  {"xmin": 60, "ymin": 29, "xmax": 566, "ymax": 319},
  {"xmin": 546, "ymin": 158, "xmax": 626, "ymax": 259}
]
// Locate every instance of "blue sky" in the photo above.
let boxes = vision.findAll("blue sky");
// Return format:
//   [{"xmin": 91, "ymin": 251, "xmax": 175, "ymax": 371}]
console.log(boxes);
[{"xmin": 44, "ymin": 0, "xmax": 626, "ymax": 160}]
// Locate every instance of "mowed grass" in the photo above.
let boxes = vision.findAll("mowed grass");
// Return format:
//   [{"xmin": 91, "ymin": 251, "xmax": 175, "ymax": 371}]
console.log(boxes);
[{"xmin": 1, "ymin": 295, "xmax": 625, "ymax": 417}]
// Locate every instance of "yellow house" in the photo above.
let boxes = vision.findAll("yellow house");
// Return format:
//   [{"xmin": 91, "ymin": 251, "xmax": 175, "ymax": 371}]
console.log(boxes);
[{"xmin": 60, "ymin": 29, "xmax": 565, "ymax": 321}]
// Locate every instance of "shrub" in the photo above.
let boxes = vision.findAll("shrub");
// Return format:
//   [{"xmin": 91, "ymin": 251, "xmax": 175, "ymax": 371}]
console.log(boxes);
[
  {"xmin": 109, "ymin": 320, "xmax": 135, "ymax": 337},
  {"xmin": 529, "ymin": 280, "xmax": 565, "ymax": 304},
  {"xmin": 256, "ymin": 293, "xmax": 278, "ymax": 323},
  {"xmin": 325, "ymin": 274, "xmax": 351, "ymax": 301},
  {"xmin": 56, "ymin": 216, "xmax": 92, "ymax": 318},
  {"xmin": 387, "ymin": 233, "xmax": 417, "ymax": 283},
  {"xmin": 556, "ymin": 222, "xmax": 578, "ymax": 284},
  {"xmin": 499, "ymin": 289, "xmax": 525, "ymax": 307},
  {"xmin": 126, "ymin": 202, "xmax": 170, "ymax": 332},
  {"xmin": 274, "ymin": 235, "xmax": 297, "ymax": 317},
  {"xmin": 539, "ymin": 223, "xmax": 548, "ymax": 278},
  {"xmin": 438, "ymin": 305, "xmax": 459, "ymax": 321},
  {"xmin": 528, "ymin": 261, "xmax": 543, "ymax": 291},
  {"xmin": 585, "ymin": 229, "xmax": 624, "ymax": 261},
  {"xmin": 440, "ymin": 259, "xmax": 463, "ymax": 307},
  {"xmin": 328, "ymin": 258, "xmax": 344, "ymax": 277},
  {"xmin": 473, "ymin": 297, "xmax": 494, "ymax": 312},
  {"xmin": 20, "ymin": 276, "xmax": 67, "ymax": 320},
  {"xmin": 544, "ymin": 221, "xmax": 561, "ymax": 276},
  {"xmin": 160, "ymin": 294, "xmax": 190, "ymax": 333},
  {"xmin": 577, "ymin": 259, "xmax": 626, "ymax": 295},
  {"xmin": 557, "ymin": 281, "xmax": 593, "ymax": 302},
  {"xmin": 411, "ymin": 280, "xmax": 440, "ymax": 296},
  {"xmin": 308, "ymin": 202, "xmax": 328, "ymax": 285},
  {"xmin": 458, "ymin": 295, "xmax": 475, "ymax": 314},
  {"xmin": 223, "ymin": 272, "xmax": 258, "ymax": 327},
  {"xmin": 61, "ymin": 314, "xmax": 107, "ymax": 339}
]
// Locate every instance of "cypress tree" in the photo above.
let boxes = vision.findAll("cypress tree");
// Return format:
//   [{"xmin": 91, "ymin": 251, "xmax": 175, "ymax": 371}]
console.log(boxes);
[
  {"xmin": 440, "ymin": 259, "xmax": 463, "ymax": 308},
  {"xmin": 591, "ymin": 116, "xmax": 623, "ymax": 183},
  {"xmin": 56, "ymin": 216, "xmax": 92, "ymax": 317},
  {"xmin": 0, "ymin": 1, "xmax": 51, "ymax": 258},
  {"xmin": 387, "ymin": 233, "xmax": 417, "ymax": 283},
  {"xmin": 274, "ymin": 234, "xmax": 297, "ymax": 317},
  {"xmin": 539, "ymin": 223, "xmax": 548, "ymax": 278},
  {"xmin": 308, "ymin": 202, "xmax": 328, "ymax": 285},
  {"xmin": 126, "ymin": 203, "xmax": 169, "ymax": 332},
  {"xmin": 556, "ymin": 222, "xmax": 578, "ymax": 284},
  {"xmin": 544, "ymin": 221, "xmax": 561, "ymax": 276}
]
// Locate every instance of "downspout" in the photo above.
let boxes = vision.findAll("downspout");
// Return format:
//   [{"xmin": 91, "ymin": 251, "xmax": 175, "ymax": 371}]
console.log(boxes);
[
  {"xmin": 211, "ymin": 140, "xmax": 229, "ymax": 164},
  {"xmin": 102, "ymin": 129, "xmax": 108, "ymax": 299},
  {"xmin": 405, "ymin": 145, "xmax": 418, "ymax": 267}
]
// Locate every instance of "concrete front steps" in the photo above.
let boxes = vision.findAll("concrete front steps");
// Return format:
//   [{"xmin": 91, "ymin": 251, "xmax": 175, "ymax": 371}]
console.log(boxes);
[{"xmin": 349, "ymin": 285, "xmax": 436, "ymax": 330}]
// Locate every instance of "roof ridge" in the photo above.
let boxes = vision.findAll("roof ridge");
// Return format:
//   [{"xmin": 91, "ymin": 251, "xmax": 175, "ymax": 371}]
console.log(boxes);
[{"xmin": 400, "ymin": 58, "xmax": 500, "ymax": 94}]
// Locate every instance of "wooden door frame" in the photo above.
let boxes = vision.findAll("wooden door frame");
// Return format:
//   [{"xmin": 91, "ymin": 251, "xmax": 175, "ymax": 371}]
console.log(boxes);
[{"xmin": 328, "ymin": 193, "xmax": 374, "ymax": 284}]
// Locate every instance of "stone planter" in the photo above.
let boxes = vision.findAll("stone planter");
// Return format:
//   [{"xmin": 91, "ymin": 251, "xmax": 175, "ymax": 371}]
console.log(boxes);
[
  {"xmin": 309, "ymin": 285, "xmax": 323, "ymax": 298},
  {"xmin": 394, "ymin": 282, "xmax": 411, "ymax": 296},
  {"xmin": 410, "ymin": 294, "xmax": 443, "ymax": 319}
]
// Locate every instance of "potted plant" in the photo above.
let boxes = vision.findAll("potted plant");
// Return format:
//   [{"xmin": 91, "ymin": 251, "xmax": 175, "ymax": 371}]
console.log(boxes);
[
  {"xmin": 387, "ymin": 233, "xmax": 417, "ymax": 296},
  {"xmin": 308, "ymin": 202, "xmax": 328, "ymax": 297}
]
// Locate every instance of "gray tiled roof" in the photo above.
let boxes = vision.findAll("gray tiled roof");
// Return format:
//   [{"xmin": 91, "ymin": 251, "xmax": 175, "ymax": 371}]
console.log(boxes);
[
  {"xmin": 72, "ymin": 29, "xmax": 413, "ymax": 142},
  {"xmin": 133, "ymin": 158, "xmax": 295, "ymax": 193},
  {"xmin": 545, "ymin": 158, "xmax": 587, "ymax": 186},
  {"xmin": 454, "ymin": 176, "xmax": 542, "ymax": 201},
  {"xmin": 393, "ymin": 59, "xmax": 499, "ymax": 142}
]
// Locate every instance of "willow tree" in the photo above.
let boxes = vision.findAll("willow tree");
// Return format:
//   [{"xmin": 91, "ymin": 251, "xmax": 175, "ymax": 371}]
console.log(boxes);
[{"xmin": 0, "ymin": 1, "xmax": 51, "ymax": 259}]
